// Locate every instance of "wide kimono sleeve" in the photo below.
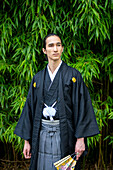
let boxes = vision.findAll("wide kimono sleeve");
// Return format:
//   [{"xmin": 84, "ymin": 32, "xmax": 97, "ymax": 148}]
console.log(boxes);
[
  {"xmin": 14, "ymin": 78, "xmax": 34, "ymax": 140},
  {"xmin": 72, "ymin": 72, "xmax": 99, "ymax": 138}
]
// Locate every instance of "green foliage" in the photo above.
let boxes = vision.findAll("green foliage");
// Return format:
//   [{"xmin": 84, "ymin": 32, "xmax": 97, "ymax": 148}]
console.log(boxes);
[
  {"xmin": 103, "ymin": 97, "xmax": 113, "ymax": 147},
  {"xmin": 0, "ymin": 0, "xmax": 113, "ymax": 167},
  {"xmin": 68, "ymin": 49, "xmax": 101, "ymax": 90},
  {"xmin": 102, "ymin": 53, "xmax": 113, "ymax": 83},
  {"xmin": 104, "ymin": 135, "xmax": 113, "ymax": 146}
]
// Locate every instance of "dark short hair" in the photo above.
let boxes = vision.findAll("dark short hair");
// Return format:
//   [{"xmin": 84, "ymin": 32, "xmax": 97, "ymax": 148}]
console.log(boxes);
[{"xmin": 43, "ymin": 33, "xmax": 62, "ymax": 49}]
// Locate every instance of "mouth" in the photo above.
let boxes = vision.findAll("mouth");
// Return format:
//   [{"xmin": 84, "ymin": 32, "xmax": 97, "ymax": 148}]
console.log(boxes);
[{"xmin": 53, "ymin": 53, "xmax": 59, "ymax": 56}]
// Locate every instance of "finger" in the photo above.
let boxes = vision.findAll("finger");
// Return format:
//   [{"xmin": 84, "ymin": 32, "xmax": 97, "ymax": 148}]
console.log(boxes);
[
  {"xmin": 23, "ymin": 149, "xmax": 29, "ymax": 159},
  {"xmin": 27, "ymin": 153, "xmax": 31, "ymax": 158},
  {"xmin": 23, "ymin": 150, "xmax": 26, "ymax": 158},
  {"xmin": 75, "ymin": 152, "xmax": 79, "ymax": 160},
  {"xmin": 26, "ymin": 150, "xmax": 30, "ymax": 158},
  {"xmin": 25, "ymin": 150, "xmax": 28, "ymax": 158},
  {"xmin": 26, "ymin": 154, "xmax": 31, "ymax": 159},
  {"xmin": 76, "ymin": 151, "xmax": 83, "ymax": 161},
  {"xmin": 26, "ymin": 151, "xmax": 31, "ymax": 159}
]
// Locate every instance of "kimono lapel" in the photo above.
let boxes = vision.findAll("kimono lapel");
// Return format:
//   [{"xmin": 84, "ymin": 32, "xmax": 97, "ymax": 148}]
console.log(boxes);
[
  {"xmin": 57, "ymin": 62, "xmax": 70, "ymax": 157},
  {"xmin": 31, "ymin": 67, "xmax": 46, "ymax": 158},
  {"xmin": 44, "ymin": 68, "xmax": 52, "ymax": 91},
  {"xmin": 35, "ymin": 67, "xmax": 46, "ymax": 119},
  {"xmin": 47, "ymin": 66, "xmax": 60, "ymax": 92},
  {"xmin": 57, "ymin": 61, "xmax": 69, "ymax": 103}
]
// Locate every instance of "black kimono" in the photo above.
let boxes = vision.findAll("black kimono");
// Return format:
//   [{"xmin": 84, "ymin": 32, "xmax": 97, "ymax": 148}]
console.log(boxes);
[{"xmin": 14, "ymin": 61, "xmax": 99, "ymax": 169}]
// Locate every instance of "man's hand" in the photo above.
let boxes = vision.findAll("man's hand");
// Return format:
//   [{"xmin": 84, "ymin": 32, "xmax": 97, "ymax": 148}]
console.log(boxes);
[
  {"xmin": 75, "ymin": 138, "xmax": 85, "ymax": 161},
  {"xmin": 23, "ymin": 140, "xmax": 31, "ymax": 159}
]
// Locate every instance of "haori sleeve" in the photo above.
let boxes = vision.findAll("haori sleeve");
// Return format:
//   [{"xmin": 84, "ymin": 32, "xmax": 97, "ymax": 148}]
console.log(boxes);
[
  {"xmin": 73, "ymin": 73, "xmax": 99, "ymax": 138},
  {"xmin": 14, "ymin": 78, "xmax": 34, "ymax": 140}
]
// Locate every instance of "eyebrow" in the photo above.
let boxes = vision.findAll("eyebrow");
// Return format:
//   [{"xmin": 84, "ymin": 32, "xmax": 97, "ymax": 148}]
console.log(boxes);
[{"xmin": 48, "ymin": 42, "xmax": 62, "ymax": 46}]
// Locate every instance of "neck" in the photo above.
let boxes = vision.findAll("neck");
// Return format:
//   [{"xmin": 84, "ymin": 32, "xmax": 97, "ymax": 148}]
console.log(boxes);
[{"xmin": 48, "ymin": 59, "xmax": 61, "ymax": 73}]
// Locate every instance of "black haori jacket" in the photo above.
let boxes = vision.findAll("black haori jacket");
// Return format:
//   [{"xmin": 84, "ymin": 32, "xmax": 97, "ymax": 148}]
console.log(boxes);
[{"xmin": 14, "ymin": 61, "xmax": 99, "ymax": 170}]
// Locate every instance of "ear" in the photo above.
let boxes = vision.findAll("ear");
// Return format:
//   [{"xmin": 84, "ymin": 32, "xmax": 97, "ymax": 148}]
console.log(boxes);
[{"xmin": 42, "ymin": 48, "xmax": 47, "ymax": 54}]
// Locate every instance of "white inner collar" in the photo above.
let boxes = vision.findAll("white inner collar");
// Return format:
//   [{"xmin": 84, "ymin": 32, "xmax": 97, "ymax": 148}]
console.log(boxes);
[{"xmin": 47, "ymin": 61, "xmax": 62, "ymax": 82}]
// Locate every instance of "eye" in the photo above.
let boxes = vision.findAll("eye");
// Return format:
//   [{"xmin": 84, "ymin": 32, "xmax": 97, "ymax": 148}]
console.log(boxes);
[
  {"xmin": 57, "ymin": 43, "xmax": 61, "ymax": 46},
  {"xmin": 48, "ymin": 44, "xmax": 54, "ymax": 47}
]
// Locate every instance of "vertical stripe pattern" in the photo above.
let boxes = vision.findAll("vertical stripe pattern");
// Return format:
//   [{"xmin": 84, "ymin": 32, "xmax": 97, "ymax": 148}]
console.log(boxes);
[{"xmin": 37, "ymin": 119, "xmax": 61, "ymax": 170}]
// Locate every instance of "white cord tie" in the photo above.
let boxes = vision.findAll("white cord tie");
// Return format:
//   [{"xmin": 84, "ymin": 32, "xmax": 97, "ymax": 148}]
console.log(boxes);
[{"xmin": 43, "ymin": 101, "xmax": 57, "ymax": 121}]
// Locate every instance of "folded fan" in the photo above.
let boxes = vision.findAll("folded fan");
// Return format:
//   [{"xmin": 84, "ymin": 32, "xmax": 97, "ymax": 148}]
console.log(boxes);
[{"xmin": 54, "ymin": 153, "xmax": 77, "ymax": 170}]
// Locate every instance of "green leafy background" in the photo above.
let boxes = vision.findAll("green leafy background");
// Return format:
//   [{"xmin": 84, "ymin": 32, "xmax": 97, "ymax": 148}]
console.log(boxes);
[{"xmin": 0, "ymin": 0, "xmax": 113, "ymax": 168}]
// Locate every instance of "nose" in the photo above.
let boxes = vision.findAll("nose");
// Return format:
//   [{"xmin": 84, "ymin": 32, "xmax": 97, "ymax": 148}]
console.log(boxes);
[{"xmin": 54, "ymin": 45, "xmax": 58, "ymax": 51}]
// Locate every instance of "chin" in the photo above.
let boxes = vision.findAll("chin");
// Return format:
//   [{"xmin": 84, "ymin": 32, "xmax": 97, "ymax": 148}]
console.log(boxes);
[{"xmin": 53, "ymin": 57, "xmax": 60, "ymax": 61}]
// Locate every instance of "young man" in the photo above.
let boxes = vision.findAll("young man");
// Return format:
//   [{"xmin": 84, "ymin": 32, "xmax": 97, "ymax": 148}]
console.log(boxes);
[{"xmin": 14, "ymin": 33, "xmax": 99, "ymax": 170}]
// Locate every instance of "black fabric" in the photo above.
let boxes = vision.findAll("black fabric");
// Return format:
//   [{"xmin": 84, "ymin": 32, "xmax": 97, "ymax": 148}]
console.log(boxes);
[
  {"xmin": 42, "ymin": 68, "xmax": 59, "ymax": 120},
  {"xmin": 75, "ymin": 157, "xmax": 81, "ymax": 170},
  {"xmin": 14, "ymin": 61, "xmax": 99, "ymax": 170}
]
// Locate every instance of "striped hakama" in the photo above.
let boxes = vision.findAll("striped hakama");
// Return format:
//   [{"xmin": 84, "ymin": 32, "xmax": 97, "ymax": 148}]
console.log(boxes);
[
  {"xmin": 37, "ymin": 119, "xmax": 61, "ymax": 170},
  {"xmin": 37, "ymin": 119, "xmax": 81, "ymax": 170}
]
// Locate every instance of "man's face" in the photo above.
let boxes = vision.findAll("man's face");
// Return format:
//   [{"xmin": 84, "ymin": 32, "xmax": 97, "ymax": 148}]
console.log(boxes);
[{"xmin": 43, "ymin": 35, "xmax": 64, "ymax": 62}]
